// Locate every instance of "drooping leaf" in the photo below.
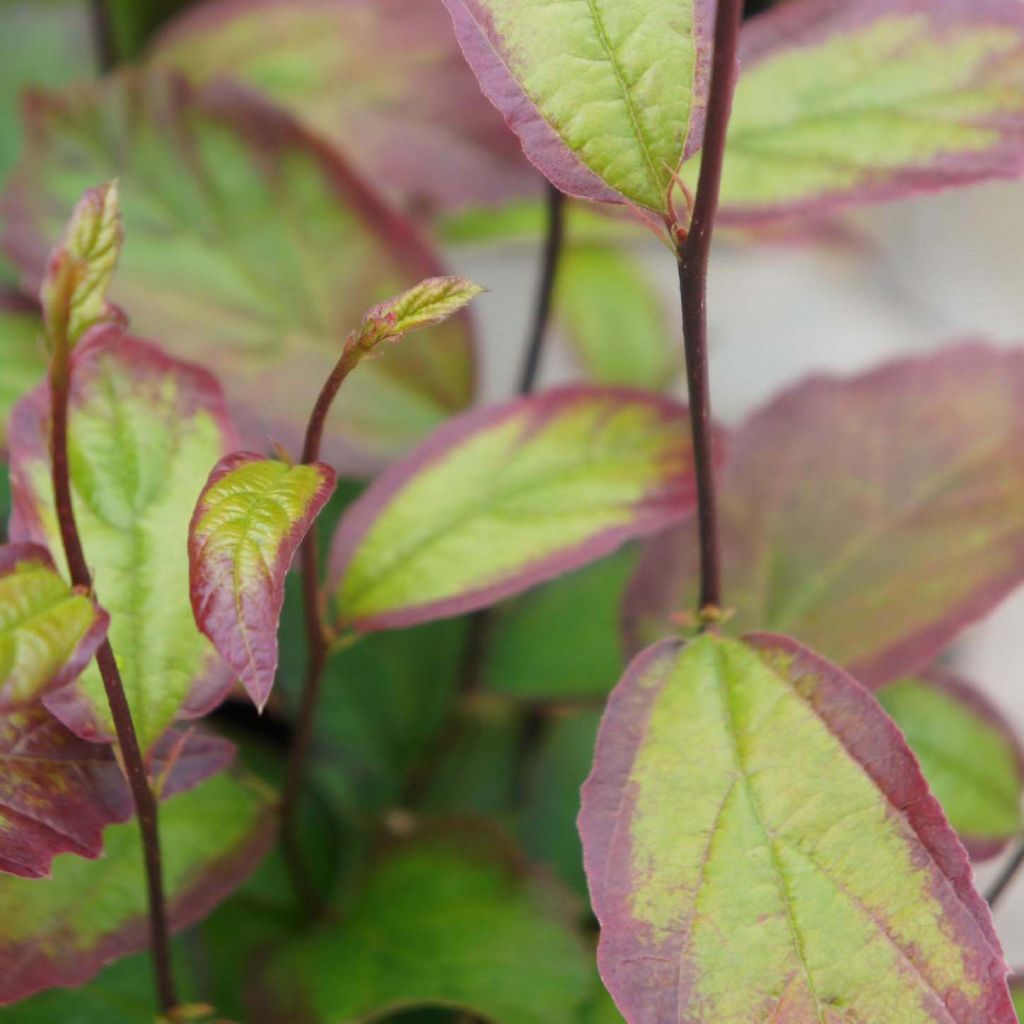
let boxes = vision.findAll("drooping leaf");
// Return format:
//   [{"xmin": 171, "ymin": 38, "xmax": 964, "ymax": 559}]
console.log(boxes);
[
  {"xmin": 878, "ymin": 669, "xmax": 1024, "ymax": 860},
  {"xmin": 262, "ymin": 838, "xmax": 592, "ymax": 1023},
  {"xmin": 580, "ymin": 632, "xmax": 1015, "ymax": 1023},
  {"xmin": 189, "ymin": 453, "xmax": 337, "ymax": 711},
  {"xmin": 8, "ymin": 330, "xmax": 236, "ymax": 751},
  {"xmin": 0, "ymin": 770, "xmax": 275, "ymax": 1006},
  {"xmin": 626, "ymin": 343, "xmax": 1024, "ymax": 688},
  {"xmin": 440, "ymin": 0, "xmax": 712, "ymax": 216},
  {"xmin": 330, "ymin": 386, "xmax": 707, "ymax": 631},
  {"xmin": 39, "ymin": 181, "xmax": 123, "ymax": 348},
  {"xmin": 0, "ymin": 290, "xmax": 44, "ymax": 453},
  {"xmin": 150, "ymin": 0, "xmax": 539, "ymax": 215},
  {"xmin": 0, "ymin": 542, "xmax": 108, "ymax": 711},
  {"xmin": 711, "ymin": 0, "xmax": 1024, "ymax": 222},
  {"xmin": 557, "ymin": 246, "xmax": 677, "ymax": 390},
  {"xmin": 2, "ymin": 71, "xmax": 476, "ymax": 470}
]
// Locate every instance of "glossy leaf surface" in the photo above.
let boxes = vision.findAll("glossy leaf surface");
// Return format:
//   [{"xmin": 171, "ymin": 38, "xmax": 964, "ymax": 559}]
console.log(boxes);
[
  {"xmin": 190, "ymin": 454, "xmax": 336, "ymax": 711},
  {"xmin": 331, "ymin": 386, "xmax": 705, "ymax": 631},
  {"xmin": 626, "ymin": 344, "xmax": 1024, "ymax": 687},
  {"xmin": 879, "ymin": 670, "xmax": 1024, "ymax": 860},
  {"xmin": 0, "ymin": 542, "xmax": 107, "ymax": 711},
  {"xmin": 3, "ymin": 72, "xmax": 475, "ymax": 469},
  {"xmin": 440, "ymin": 0, "xmax": 711, "ymax": 214},
  {"xmin": 580, "ymin": 632, "xmax": 1014, "ymax": 1023},
  {"xmin": 714, "ymin": 0, "xmax": 1024, "ymax": 221},
  {"xmin": 8, "ymin": 331, "xmax": 236, "ymax": 751},
  {"xmin": 263, "ymin": 839, "xmax": 592, "ymax": 1023},
  {"xmin": 0, "ymin": 771, "xmax": 274, "ymax": 1006}
]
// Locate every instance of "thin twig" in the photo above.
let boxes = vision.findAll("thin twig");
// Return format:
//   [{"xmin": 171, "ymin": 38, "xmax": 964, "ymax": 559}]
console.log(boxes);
[
  {"xmin": 49, "ymin": 340, "xmax": 177, "ymax": 1012},
  {"xmin": 675, "ymin": 0, "xmax": 744, "ymax": 618},
  {"xmin": 986, "ymin": 838, "xmax": 1024, "ymax": 909}
]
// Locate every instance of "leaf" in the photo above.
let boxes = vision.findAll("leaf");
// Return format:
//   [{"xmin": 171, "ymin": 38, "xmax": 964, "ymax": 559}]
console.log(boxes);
[
  {"xmin": 625, "ymin": 343, "xmax": 1024, "ymax": 688},
  {"xmin": 878, "ymin": 669, "xmax": 1024, "ymax": 861},
  {"xmin": 2, "ymin": 71, "xmax": 476, "ymax": 471},
  {"xmin": 330, "ymin": 386, "xmax": 707, "ymax": 631},
  {"xmin": 189, "ymin": 453, "xmax": 336, "ymax": 711},
  {"xmin": 440, "ymin": 0, "xmax": 712, "ymax": 215},
  {"xmin": 0, "ymin": 542, "xmax": 108, "ymax": 711},
  {"xmin": 39, "ymin": 181, "xmax": 123, "ymax": 348},
  {"xmin": 0, "ymin": 290, "xmax": 45, "ymax": 454},
  {"xmin": 0, "ymin": 770, "xmax": 275, "ymax": 1006},
  {"xmin": 8, "ymin": 330, "xmax": 237, "ymax": 751},
  {"xmin": 557, "ymin": 246, "xmax": 678, "ymax": 390},
  {"xmin": 580, "ymin": 631, "xmax": 1015, "ymax": 1023},
  {"xmin": 712, "ymin": 0, "xmax": 1024, "ymax": 222},
  {"xmin": 1012, "ymin": 976, "xmax": 1024, "ymax": 1021},
  {"xmin": 150, "ymin": 0, "xmax": 539, "ymax": 215},
  {"xmin": 262, "ymin": 838, "xmax": 592, "ymax": 1023}
]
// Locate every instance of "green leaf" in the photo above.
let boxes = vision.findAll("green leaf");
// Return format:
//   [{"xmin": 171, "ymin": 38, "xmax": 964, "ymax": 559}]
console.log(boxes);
[
  {"xmin": 878, "ymin": 670, "xmax": 1024, "ymax": 859},
  {"xmin": 0, "ymin": 771, "xmax": 275, "ymax": 1006},
  {"xmin": 1011, "ymin": 977, "xmax": 1024, "ymax": 1021},
  {"xmin": 580, "ymin": 632, "xmax": 1015, "ymax": 1023},
  {"xmin": 263, "ymin": 838, "xmax": 593, "ymax": 1023},
  {"xmin": 330, "ymin": 387, "xmax": 704, "ymax": 631},
  {"xmin": 8, "ymin": 333, "xmax": 236, "ymax": 751},
  {"xmin": 441, "ymin": 0, "xmax": 712, "ymax": 215},
  {"xmin": 0, "ymin": 293, "xmax": 45, "ymax": 453},
  {"xmin": 557, "ymin": 246, "xmax": 677, "ymax": 390},
  {"xmin": 3, "ymin": 72, "xmax": 476, "ymax": 469}
]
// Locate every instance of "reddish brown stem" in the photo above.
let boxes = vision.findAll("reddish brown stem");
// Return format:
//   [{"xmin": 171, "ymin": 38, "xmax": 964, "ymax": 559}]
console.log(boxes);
[
  {"xmin": 48, "ymin": 344, "xmax": 177, "ymax": 1013},
  {"xmin": 675, "ymin": 0, "xmax": 744, "ymax": 617},
  {"xmin": 986, "ymin": 839, "xmax": 1024, "ymax": 909}
]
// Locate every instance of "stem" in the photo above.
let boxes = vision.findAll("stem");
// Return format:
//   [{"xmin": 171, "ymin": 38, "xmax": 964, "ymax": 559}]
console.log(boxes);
[
  {"xmin": 48, "ymin": 344, "xmax": 177, "ymax": 1012},
  {"xmin": 88, "ymin": 0, "xmax": 117, "ymax": 73},
  {"xmin": 675, "ymin": 0, "xmax": 743, "ymax": 617},
  {"xmin": 985, "ymin": 838, "xmax": 1024, "ymax": 909}
]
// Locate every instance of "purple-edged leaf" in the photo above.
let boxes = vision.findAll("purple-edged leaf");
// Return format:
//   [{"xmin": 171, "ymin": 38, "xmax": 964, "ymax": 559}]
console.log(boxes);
[
  {"xmin": 0, "ymin": 771, "xmax": 275, "ymax": 1006},
  {"xmin": 2, "ymin": 71, "xmax": 476, "ymax": 471},
  {"xmin": 0, "ymin": 542, "xmax": 108, "ymax": 711},
  {"xmin": 330, "ymin": 386, "xmax": 709, "ymax": 632},
  {"xmin": 625, "ymin": 343, "xmax": 1024, "ymax": 688},
  {"xmin": 0, "ymin": 289, "xmax": 45, "ymax": 453},
  {"xmin": 151, "ymin": 0, "xmax": 539, "ymax": 215},
  {"xmin": 580, "ymin": 632, "xmax": 1015, "ymax": 1023},
  {"xmin": 711, "ymin": 0, "xmax": 1024, "ymax": 222},
  {"xmin": 189, "ymin": 453, "xmax": 336, "ymax": 711},
  {"xmin": 8, "ymin": 329, "xmax": 237, "ymax": 752},
  {"xmin": 879, "ymin": 668, "xmax": 1024, "ymax": 862},
  {"xmin": 440, "ymin": 0, "xmax": 712, "ymax": 216}
]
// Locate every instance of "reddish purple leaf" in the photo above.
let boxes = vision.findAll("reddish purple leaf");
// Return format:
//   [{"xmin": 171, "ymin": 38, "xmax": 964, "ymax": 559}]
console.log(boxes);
[{"xmin": 189, "ymin": 453, "xmax": 337, "ymax": 710}]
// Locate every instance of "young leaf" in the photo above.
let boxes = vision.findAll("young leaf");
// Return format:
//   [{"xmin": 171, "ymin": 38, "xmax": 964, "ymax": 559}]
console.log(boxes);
[
  {"xmin": 0, "ymin": 771, "xmax": 275, "ymax": 1006},
  {"xmin": 0, "ymin": 542, "xmax": 108, "ymax": 711},
  {"xmin": 261, "ymin": 838, "xmax": 592, "ymax": 1023},
  {"xmin": 440, "ymin": 0, "xmax": 712, "ymax": 215},
  {"xmin": 189, "ymin": 453, "xmax": 337, "ymax": 711},
  {"xmin": 878, "ymin": 670, "xmax": 1024, "ymax": 861},
  {"xmin": 39, "ymin": 181, "xmax": 123, "ymax": 348},
  {"xmin": 3, "ymin": 72, "xmax": 476, "ymax": 470},
  {"xmin": 713, "ymin": 0, "xmax": 1024, "ymax": 222},
  {"xmin": 580, "ymin": 632, "xmax": 1015, "ymax": 1023},
  {"xmin": 150, "ymin": 0, "xmax": 538, "ymax": 214},
  {"xmin": 8, "ymin": 330, "xmax": 237, "ymax": 751},
  {"xmin": 0, "ymin": 289, "xmax": 45, "ymax": 454},
  {"xmin": 329, "ymin": 386, "xmax": 710, "ymax": 631},
  {"xmin": 625, "ymin": 343, "xmax": 1024, "ymax": 688}
]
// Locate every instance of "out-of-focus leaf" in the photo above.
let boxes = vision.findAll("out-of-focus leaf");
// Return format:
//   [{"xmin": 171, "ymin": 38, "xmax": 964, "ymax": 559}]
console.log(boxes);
[
  {"xmin": 8, "ymin": 331, "xmax": 236, "ymax": 751},
  {"xmin": 580, "ymin": 632, "xmax": 1015, "ymax": 1023},
  {"xmin": 710, "ymin": 0, "xmax": 1024, "ymax": 222},
  {"xmin": 626, "ymin": 343, "xmax": 1024, "ymax": 688},
  {"xmin": 262, "ymin": 838, "xmax": 592, "ymax": 1023},
  {"xmin": 879, "ymin": 669, "xmax": 1024, "ymax": 860},
  {"xmin": 2, "ymin": 72, "xmax": 476, "ymax": 471},
  {"xmin": 484, "ymin": 547, "xmax": 637, "ymax": 700},
  {"xmin": 151, "ymin": 0, "xmax": 539, "ymax": 215},
  {"xmin": 189, "ymin": 453, "xmax": 336, "ymax": 711},
  {"xmin": 557, "ymin": 247, "xmax": 677, "ymax": 390},
  {"xmin": 0, "ymin": 290, "xmax": 44, "ymax": 453},
  {"xmin": 581, "ymin": 985, "xmax": 625, "ymax": 1024},
  {"xmin": 1011, "ymin": 976, "xmax": 1024, "ymax": 1020},
  {"xmin": 331, "ymin": 387, "xmax": 707, "ymax": 631},
  {"xmin": 0, "ymin": 542, "xmax": 107, "ymax": 711},
  {"xmin": 440, "ymin": 0, "xmax": 711, "ymax": 216},
  {"xmin": 0, "ymin": 771, "xmax": 275, "ymax": 1006}
]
